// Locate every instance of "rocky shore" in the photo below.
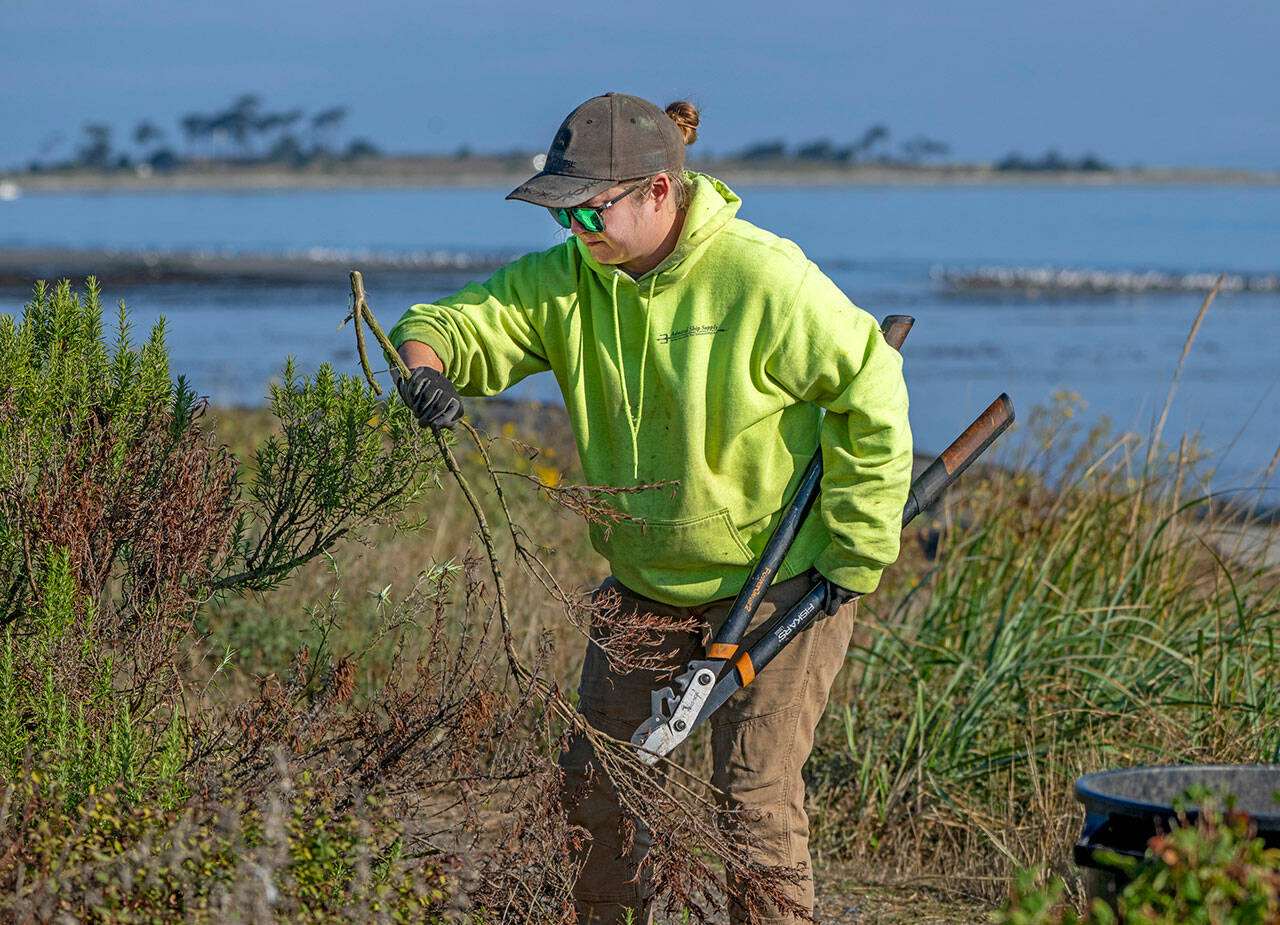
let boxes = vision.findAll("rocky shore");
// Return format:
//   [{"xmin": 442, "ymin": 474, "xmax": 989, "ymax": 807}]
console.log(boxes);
[{"xmin": 0, "ymin": 245, "xmax": 511, "ymax": 289}]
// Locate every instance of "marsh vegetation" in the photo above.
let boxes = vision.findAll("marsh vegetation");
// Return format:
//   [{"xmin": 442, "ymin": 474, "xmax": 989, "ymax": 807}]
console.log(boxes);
[{"xmin": 1, "ymin": 282, "xmax": 1276, "ymax": 922}]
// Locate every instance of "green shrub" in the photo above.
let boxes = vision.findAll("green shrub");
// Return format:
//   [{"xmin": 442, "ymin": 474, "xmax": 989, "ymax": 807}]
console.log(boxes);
[
  {"xmin": 0, "ymin": 279, "xmax": 437, "ymax": 802},
  {"xmin": 0, "ymin": 548, "xmax": 187, "ymax": 807},
  {"xmin": 214, "ymin": 356, "xmax": 439, "ymax": 593},
  {"xmin": 0, "ymin": 766, "xmax": 453, "ymax": 922}
]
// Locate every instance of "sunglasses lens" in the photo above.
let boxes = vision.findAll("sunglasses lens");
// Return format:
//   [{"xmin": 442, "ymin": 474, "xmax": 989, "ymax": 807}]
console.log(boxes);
[
  {"xmin": 549, "ymin": 206, "xmax": 606, "ymax": 232},
  {"xmin": 579, "ymin": 209, "xmax": 606, "ymax": 233}
]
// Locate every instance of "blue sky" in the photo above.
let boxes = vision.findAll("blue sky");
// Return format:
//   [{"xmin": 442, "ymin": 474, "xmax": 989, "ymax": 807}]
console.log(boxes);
[{"xmin": 3, "ymin": 0, "xmax": 1278, "ymax": 168}]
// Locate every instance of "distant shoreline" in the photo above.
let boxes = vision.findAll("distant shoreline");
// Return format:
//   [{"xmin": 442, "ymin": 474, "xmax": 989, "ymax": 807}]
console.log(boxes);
[{"xmin": 3, "ymin": 156, "xmax": 1278, "ymax": 194}]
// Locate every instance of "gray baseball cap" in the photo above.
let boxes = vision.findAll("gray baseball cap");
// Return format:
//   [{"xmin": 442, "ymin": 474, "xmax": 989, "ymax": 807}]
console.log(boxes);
[{"xmin": 507, "ymin": 93, "xmax": 686, "ymax": 207}]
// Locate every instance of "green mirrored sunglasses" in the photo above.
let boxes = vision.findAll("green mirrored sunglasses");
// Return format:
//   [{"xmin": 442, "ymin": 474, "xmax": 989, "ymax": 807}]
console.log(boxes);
[{"xmin": 548, "ymin": 179, "xmax": 650, "ymax": 233}]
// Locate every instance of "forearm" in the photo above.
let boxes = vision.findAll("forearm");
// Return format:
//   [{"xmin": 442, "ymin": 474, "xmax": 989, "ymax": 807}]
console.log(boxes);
[{"xmin": 398, "ymin": 340, "xmax": 444, "ymax": 373}]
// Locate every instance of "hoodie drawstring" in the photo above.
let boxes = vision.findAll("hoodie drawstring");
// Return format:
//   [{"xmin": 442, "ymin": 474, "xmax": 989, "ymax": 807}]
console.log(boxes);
[
  {"xmin": 633, "ymin": 275, "xmax": 657, "ymax": 476},
  {"xmin": 609, "ymin": 271, "xmax": 656, "ymax": 481}
]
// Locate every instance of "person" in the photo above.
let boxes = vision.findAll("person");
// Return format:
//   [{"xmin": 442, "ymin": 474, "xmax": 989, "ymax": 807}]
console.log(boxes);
[{"xmin": 389, "ymin": 92, "xmax": 912, "ymax": 924}]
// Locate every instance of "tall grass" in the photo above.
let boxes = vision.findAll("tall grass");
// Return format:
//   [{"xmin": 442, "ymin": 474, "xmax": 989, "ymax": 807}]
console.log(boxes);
[{"xmin": 808, "ymin": 394, "xmax": 1280, "ymax": 900}]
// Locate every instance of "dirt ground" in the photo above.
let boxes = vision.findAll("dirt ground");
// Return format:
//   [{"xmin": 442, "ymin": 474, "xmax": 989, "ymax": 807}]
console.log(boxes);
[
  {"xmin": 645, "ymin": 866, "xmax": 992, "ymax": 924},
  {"xmin": 809, "ymin": 871, "xmax": 992, "ymax": 924}
]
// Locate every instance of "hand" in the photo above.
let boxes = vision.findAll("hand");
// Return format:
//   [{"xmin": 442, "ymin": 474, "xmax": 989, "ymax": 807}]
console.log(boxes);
[
  {"xmin": 809, "ymin": 568, "xmax": 859, "ymax": 616},
  {"xmin": 397, "ymin": 366, "xmax": 464, "ymax": 430}
]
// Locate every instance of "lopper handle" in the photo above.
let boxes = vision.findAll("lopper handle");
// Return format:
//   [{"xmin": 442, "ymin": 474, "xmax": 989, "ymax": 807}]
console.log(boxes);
[
  {"xmin": 880, "ymin": 315, "xmax": 915, "ymax": 352},
  {"xmin": 902, "ymin": 393, "xmax": 1014, "ymax": 526}
]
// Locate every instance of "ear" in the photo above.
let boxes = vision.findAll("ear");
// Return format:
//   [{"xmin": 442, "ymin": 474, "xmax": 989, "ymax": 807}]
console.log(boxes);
[{"xmin": 648, "ymin": 172, "xmax": 673, "ymax": 210}]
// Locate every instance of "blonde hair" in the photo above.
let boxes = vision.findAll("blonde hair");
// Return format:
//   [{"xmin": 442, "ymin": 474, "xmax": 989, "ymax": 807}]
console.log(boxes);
[{"xmin": 665, "ymin": 100, "xmax": 699, "ymax": 145}]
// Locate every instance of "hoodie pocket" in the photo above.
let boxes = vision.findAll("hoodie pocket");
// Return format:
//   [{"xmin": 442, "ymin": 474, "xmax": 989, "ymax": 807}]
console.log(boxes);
[{"xmin": 593, "ymin": 507, "xmax": 755, "ymax": 576}]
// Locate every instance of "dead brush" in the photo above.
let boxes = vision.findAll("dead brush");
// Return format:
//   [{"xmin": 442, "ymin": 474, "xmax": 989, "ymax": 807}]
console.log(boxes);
[
  {"xmin": 482, "ymin": 429, "xmax": 702, "ymax": 677},
  {"xmin": 0, "ymin": 367, "xmax": 239, "ymax": 804},
  {"xmin": 349, "ymin": 272, "xmax": 814, "ymax": 923},
  {"xmin": 10, "ymin": 400, "xmax": 238, "ymax": 691},
  {"xmin": 187, "ymin": 559, "xmax": 589, "ymax": 920}
]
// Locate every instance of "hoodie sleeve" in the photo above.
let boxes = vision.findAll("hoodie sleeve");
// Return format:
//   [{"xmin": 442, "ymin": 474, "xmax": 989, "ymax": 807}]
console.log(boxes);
[
  {"xmin": 764, "ymin": 263, "xmax": 913, "ymax": 593},
  {"xmin": 387, "ymin": 250, "xmax": 554, "ymax": 396}
]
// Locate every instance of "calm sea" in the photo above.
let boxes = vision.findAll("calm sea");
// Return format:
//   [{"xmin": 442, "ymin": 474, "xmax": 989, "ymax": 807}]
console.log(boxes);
[{"xmin": 1, "ymin": 184, "xmax": 1277, "ymax": 486}]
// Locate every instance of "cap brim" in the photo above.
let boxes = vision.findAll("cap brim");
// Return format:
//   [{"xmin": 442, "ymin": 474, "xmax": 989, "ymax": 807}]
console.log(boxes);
[{"xmin": 506, "ymin": 171, "xmax": 616, "ymax": 207}]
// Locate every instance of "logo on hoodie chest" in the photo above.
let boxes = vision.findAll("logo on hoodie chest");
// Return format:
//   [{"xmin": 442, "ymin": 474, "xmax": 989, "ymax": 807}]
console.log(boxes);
[{"xmin": 656, "ymin": 323, "xmax": 729, "ymax": 346}]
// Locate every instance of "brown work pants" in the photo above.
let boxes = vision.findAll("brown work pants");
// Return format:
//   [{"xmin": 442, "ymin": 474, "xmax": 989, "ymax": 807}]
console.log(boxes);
[{"xmin": 560, "ymin": 573, "xmax": 860, "ymax": 924}]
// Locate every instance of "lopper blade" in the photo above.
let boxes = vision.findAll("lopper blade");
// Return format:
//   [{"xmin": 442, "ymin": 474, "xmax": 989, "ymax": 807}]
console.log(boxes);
[{"xmin": 630, "ymin": 660, "xmax": 720, "ymax": 765}]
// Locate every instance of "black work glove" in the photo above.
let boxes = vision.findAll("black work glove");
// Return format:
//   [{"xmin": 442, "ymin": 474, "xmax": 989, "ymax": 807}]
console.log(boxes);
[
  {"xmin": 397, "ymin": 366, "xmax": 464, "ymax": 430},
  {"xmin": 809, "ymin": 567, "xmax": 860, "ymax": 616}
]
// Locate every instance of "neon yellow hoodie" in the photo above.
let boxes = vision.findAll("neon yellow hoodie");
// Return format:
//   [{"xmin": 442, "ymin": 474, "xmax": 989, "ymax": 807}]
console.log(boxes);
[{"xmin": 389, "ymin": 174, "xmax": 912, "ymax": 606}]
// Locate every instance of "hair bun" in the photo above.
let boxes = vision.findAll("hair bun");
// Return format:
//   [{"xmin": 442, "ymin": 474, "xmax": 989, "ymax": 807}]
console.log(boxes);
[{"xmin": 665, "ymin": 101, "xmax": 699, "ymax": 146}]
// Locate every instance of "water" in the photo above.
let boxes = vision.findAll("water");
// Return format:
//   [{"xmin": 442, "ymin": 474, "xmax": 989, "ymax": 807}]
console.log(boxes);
[{"xmin": 1, "ymin": 184, "xmax": 1277, "ymax": 485}]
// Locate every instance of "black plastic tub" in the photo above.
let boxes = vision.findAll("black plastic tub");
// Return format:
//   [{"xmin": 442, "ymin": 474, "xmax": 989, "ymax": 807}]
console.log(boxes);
[{"xmin": 1074, "ymin": 764, "xmax": 1280, "ymax": 906}]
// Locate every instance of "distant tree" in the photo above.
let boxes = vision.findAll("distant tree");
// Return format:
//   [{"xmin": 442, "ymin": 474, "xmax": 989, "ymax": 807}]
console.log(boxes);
[
  {"xmin": 796, "ymin": 138, "xmax": 836, "ymax": 161},
  {"xmin": 898, "ymin": 135, "xmax": 950, "ymax": 164},
  {"xmin": 252, "ymin": 112, "xmax": 284, "ymax": 135},
  {"xmin": 252, "ymin": 107, "xmax": 303, "ymax": 158},
  {"xmin": 221, "ymin": 94, "xmax": 262, "ymax": 158},
  {"xmin": 266, "ymin": 134, "xmax": 307, "ymax": 166},
  {"xmin": 1040, "ymin": 148, "xmax": 1067, "ymax": 171},
  {"xmin": 847, "ymin": 123, "xmax": 890, "ymax": 163},
  {"xmin": 995, "ymin": 148, "xmax": 1110, "ymax": 172},
  {"xmin": 76, "ymin": 123, "xmax": 113, "ymax": 169},
  {"xmin": 180, "ymin": 113, "xmax": 212, "ymax": 155},
  {"xmin": 344, "ymin": 138, "xmax": 380, "ymax": 160},
  {"xmin": 148, "ymin": 148, "xmax": 179, "ymax": 170},
  {"xmin": 738, "ymin": 140, "xmax": 787, "ymax": 161},
  {"xmin": 310, "ymin": 106, "xmax": 349, "ymax": 153},
  {"xmin": 133, "ymin": 120, "xmax": 164, "ymax": 149}
]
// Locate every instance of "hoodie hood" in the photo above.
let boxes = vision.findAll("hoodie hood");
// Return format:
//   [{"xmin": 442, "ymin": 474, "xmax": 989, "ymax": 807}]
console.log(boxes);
[{"xmin": 572, "ymin": 172, "xmax": 742, "ymax": 294}]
